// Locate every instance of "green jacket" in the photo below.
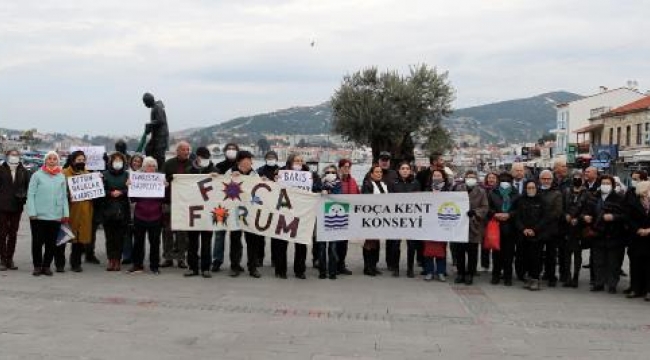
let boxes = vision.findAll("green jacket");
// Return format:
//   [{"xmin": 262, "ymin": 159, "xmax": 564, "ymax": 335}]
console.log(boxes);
[{"xmin": 26, "ymin": 169, "xmax": 70, "ymax": 221}]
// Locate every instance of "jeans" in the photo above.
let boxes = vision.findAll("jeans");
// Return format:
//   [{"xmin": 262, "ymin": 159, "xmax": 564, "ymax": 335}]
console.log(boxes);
[
  {"xmin": 318, "ymin": 241, "xmax": 339, "ymax": 276},
  {"xmin": 212, "ymin": 230, "xmax": 226, "ymax": 266},
  {"xmin": 424, "ymin": 256, "xmax": 446, "ymax": 276}
]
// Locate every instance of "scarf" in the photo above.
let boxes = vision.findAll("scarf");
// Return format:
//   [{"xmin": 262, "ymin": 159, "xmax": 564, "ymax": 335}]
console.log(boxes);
[
  {"xmin": 42, "ymin": 165, "xmax": 61, "ymax": 176},
  {"xmin": 498, "ymin": 187, "xmax": 511, "ymax": 212},
  {"xmin": 371, "ymin": 180, "xmax": 387, "ymax": 194}
]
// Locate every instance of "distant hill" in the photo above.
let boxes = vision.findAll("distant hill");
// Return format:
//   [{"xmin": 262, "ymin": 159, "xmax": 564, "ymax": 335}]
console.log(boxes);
[
  {"xmin": 446, "ymin": 91, "xmax": 583, "ymax": 143},
  {"xmin": 192, "ymin": 91, "xmax": 583, "ymax": 143}
]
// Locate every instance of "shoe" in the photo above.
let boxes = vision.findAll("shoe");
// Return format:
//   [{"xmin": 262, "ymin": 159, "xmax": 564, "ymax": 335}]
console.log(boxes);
[
  {"xmin": 465, "ymin": 275, "xmax": 473, "ymax": 285},
  {"xmin": 275, "ymin": 273, "xmax": 287, "ymax": 279},
  {"xmin": 113, "ymin": 260, "xmax": 121, "ymax": 271},
  {"xmin": 106, "ymin": 259, "xmax": 115, "ymax": 271},
  {"xmin": 85, "ymin": 255, "xmax": 101, "ymax": 264},
  {"xmin": 127, "ymin": 266, "xmax": 143, "ymax": 274},
  {"xmin": 626, "ymin": 292, "xmax": 643, "ymax": 299},
  {"xmin": 151, "ymin": 269, "xmax": 160, "ymax": 275},
  {"xmin": 582, "ymin": 264, "xmax": 590, "ymax": 269},
  {"xmin": 0, "ymin": 263, "xmax": 7, "ymax": 271},
  {"xmin": 424, "ymin": 274, "xmax": 433, "ymax": 281},
  {"xmin": 623, "ymin": 287, "xmax": 632, "ymax": 295},
  {"xmin": 392, "ymin": 269, "xmax": 399, "ymax": 277},
  {"xmin": 548, "ymin": 279, "xmax": 557, "ymax": 288},
  {"xmin": 211, "ymin": 262, "xmax": 222, "ymax": 273},
  {"xmin": 230, "ymin": 269, "xmax": 241, "ymax": 277},
  {"xmin": 177, "ymin": 260, "xmax": 188, "ymax": 269},
  {"xmin": 504, "ymin": 279, "xmax": 513, "ymax": 286},
  {"xmin": 523, "ymin": 280, "xmax": 533, "ymax": 289},
  {"xmin": 7, "ymin": 261, "xmax": 17, "ymax": 270},
  {"xmin": 529, "ymin": 280, "xmax": 540, "ymax": 291},
  {"xmin": 491, "ymin": 277, "xmax": 500, "ymax": 285},
  {"xmin": 56, "ymin": 266, "xmax": 65, "ymax": 273},
  {"xmin": 295, "ymin": 273, "xmax": 306, "ymax": 279},
  {"xmin": 160, "ymin": 260, "xmax": 173, "ymax": 268},
  {"xmin": 71, "ymin": 266, "xmax": 83, "ymax": 273},
  {"xmin": 202, "ymin": 271, "xmax": 212, "ymax": 278},
  {"xmin": 32, "ymin": 268, "xmax": 41, "ymax": 276},
  {"xmin": 41, "ymin": 268, "xmax": 53, "ymax": 276},
  {"xmin": 437, "ymin": 274, "xmax": 446, "ymax": 282},
  {"xmin": 590, "ymin": 285, "xmax": 604, "ymax": 292},
  {"xmin": 407, "ymin": 269, "xmax": 415, "ymax": 278},
  {"xmin": 373, "ymin": 269, "xmax": 382, "ymax": 276},
  {"xmin": 184, "ymin": 270, "xmax": 199, "ymax": 277},
  {"xmin": 319, "ymin": 273, "xmax": 327, "ymax": 279},
  {"xmin": 329, "ymin": 274, "xmax": 337, "ymax": 280},
  {"xmin": 249, "ymin": 270, "xmax": 261, "ymax": 278},
  {"xmin": 121, "ymin": 258, "xmax": 132, "ymax": 265},
  {"xmin": 454, "ymin": 276, "xmax": 465, "ymax": 284},
  {"xmin": 363, "ymin": 269, "xmax": 376, "ymax": 277},
  {"xmin": 338, "ymin": 267, "xmax": 352, "ymax": 275},
  {"xmin": 608, "ymin": 287, "xmax": 617, "ymax": 294},
  {"xmin": 562, "ymin": 281, "xmax": 573, "ymax": 288}
]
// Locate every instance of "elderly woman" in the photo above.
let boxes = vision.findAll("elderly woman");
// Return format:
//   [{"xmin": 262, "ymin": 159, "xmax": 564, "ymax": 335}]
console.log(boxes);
[
  {"xmin": 487, "ymin": 171, "xmax": 519, "ymax": 286},
  {"xmin": 102, "ymin": 152, "xmax": 130, "ymax": 271},
  {"xmin": 0, "ymin": 149, "xmax": 31, "ymax": 271},
  {"xmin": 26, "ymin": 151, "xmax": 69, "ymax": 276},
  {"xmin": 129, "ymin": 157, "xmax": 165, "ymax": 274},
  {"xmin": 60, "ymin": 150, "xmax": 94, "ymax": 273}
]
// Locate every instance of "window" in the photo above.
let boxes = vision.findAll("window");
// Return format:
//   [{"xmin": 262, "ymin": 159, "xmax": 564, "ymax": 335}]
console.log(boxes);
[
  {"xmin": 637, "ymin": 124, "xmax": 643, "ymax": 145},
  {"xmin": 617, "ymin": 127, "xmax": 621, "ymax": 145},
  {"xmin": 626, "ymin": 125, "xmax": 631, "ymax": 146},
  {"xmin": 609, "ymin": 128, "xmax": 614, "ymax": 145}
]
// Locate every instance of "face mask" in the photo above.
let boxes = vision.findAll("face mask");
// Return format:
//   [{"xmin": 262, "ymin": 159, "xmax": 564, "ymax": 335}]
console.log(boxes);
[
  {"xmin": 199, "ymin": 159, "xmax": 210, "ymax": 168},
  {"xmin": 432, "ymin": 179, "xmax": 444, "ymax": 190},
  {"xmin": 292, "ymin": 164, "xmax": 302, "ymax": 171},
  {"xmin": 323, "ymin": 174, "xmax": 336, "ymax": 182},
  {"xmin": 73, "ymin": 162, "xmax": 86, "ymax": 171},
  {"xmin": 7, "ymin": 155, "xmax": 19, "ymax": 165},
  {"xmin": 465, "ymin": 178, "xmax": 477, "ymax": 188},
  {"xmin": 527, "ymin": 190, "xmax": 536, "ymax": 197},
  {"xmin": 225, "ymin": 149, "xmax": 237, "ymax": 160},
  {"xmin": 600, "ymin": 184, "xmax": 612, "ymax": 194},
  {"xmin": 540, "ymin": 185, "xmax": 549, "ymax": 190},
  {"xmin": 500, "ymin": 182, "xmax": 511, "ymax": 190},
  {"xmin": 573, "ymin": 178, "xmax": 583, "ymax": 187},
  {"xmin": 112, "ymin": 161, "xmax": 124, "ymax": 171},
  {"xmin": 631, "ymin": 180, "xmax": 638, "ymax": 188},
  {"xmin": 266, "ymin": 159, "xmax": 277, "ymax": 167}
]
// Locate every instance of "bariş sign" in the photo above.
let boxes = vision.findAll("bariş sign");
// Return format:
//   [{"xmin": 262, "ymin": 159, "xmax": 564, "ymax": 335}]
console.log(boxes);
[
  {"xmin": 277, "ymin": 170, "xmax": 313, "ymax": 191},
  {"xmin": 67, "ymin": 173, "xmax": 105, "ymax": 202},
  {"xmin": 128, "ymin": 172, "xmax": 165, "ymax": 198}
]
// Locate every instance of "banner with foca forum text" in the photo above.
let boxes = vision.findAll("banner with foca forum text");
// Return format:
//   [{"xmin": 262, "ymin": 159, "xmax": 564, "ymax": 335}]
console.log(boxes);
[
  {"xmin": 317, "ymin": 192, "xmax": 470, "ymax": 243},
  {"xmin": 171, "ymin": 174, "xmax": 320, "ymax": 244}
]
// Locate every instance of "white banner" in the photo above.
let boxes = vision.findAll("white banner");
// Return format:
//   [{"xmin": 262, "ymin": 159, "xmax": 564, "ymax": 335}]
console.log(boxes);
[
  {"xmin": 70, "ymin": 146, "xmax": 106, "ymax": 171},
  {"xmin": 128, "ymin": 172, "xmax": 165, "ymax": 198},
  {"xmin": 67, "ymin": 173, "xmax": 106, "ymax": 202},
  {"xmin": 171, "ymin": 174, "xmax": 320, "ymax": 244},
  {"xmin": 317, "ymin": 192, "xmax": 470, "ymax": 243},
  {"xmin": 277, "ymin": 170, "xmax": 313, "ymax": 191}
]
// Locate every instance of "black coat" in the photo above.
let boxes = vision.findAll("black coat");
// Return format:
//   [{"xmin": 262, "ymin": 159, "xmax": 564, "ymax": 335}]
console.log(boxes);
[
  {"xmin": 215, "ymin": 159, "xmax": 236, "ymax": 175},
  {"xmin": 257, "ymin": 164, "xmax": 279, "ymax": 181},
  {"xmin": 487, "ymin": 187, "xmax": 519, "ymax": 239},
  {"xmin": 0, "ymin": 162, "xmax": 31, "ymax": 212},
  {"xmin": 582, "ymin": 191, "xmax": 625, "ymax": 247},
  {"xmin": 393, "ymin": 176, "xmax": 420, "ymax": 193},
  {"xmin": 361, "ymin": 179, "xmax": 393, "ymax": 194},
  {"xmin": 514, "ymin": 195, "xmax": 549, "ymax": 242}
]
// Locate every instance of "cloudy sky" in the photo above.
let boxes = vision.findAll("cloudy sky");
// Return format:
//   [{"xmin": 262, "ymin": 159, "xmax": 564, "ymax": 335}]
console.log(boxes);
[{"xmin": 1, "ymin": 0, "xmax": 649, "ymax": 136}]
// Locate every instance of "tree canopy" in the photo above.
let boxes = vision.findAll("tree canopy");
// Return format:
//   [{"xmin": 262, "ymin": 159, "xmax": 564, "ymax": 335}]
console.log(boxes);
[{"xmin": 331, "ymin": 65, "xmax": 454, "ymax": 162}]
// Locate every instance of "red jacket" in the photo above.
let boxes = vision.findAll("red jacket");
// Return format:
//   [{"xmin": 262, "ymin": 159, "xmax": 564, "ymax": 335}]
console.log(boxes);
[{"xmin": 341, "ymin": 176, "xmax": 360, "ymax": 194}]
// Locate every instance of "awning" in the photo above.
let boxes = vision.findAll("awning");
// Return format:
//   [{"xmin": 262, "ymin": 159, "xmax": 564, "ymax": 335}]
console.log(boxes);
[{"xmin": 573, "ymin": 124, "xmax": 604, "ymax": 134}]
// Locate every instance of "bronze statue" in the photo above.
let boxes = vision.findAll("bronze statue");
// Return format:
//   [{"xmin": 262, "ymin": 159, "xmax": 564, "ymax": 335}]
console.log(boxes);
[{"xmin": 142, "ymin": 93, "xmax": 169, "ymax": 169}]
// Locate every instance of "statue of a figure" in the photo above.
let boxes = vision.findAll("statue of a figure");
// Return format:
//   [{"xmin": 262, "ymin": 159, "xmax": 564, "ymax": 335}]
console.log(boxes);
[{"xmin": 142, "ymin": 92, "xmax": 169, "ymax": 169}]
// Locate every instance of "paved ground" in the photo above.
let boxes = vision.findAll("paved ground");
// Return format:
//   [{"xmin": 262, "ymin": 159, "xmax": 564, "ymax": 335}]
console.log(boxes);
[{"xmin": 1, "ymin": 216, "xmax": 650, "ymax": 360}]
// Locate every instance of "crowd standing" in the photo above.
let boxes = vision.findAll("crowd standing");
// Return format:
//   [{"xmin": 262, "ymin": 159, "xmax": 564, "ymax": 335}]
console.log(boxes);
[{"xmin": 2, "ymin": 143, "xmax": 650, "ymax": 303}]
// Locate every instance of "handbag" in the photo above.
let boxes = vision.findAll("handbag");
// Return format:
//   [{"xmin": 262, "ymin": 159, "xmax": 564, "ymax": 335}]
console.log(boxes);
[
  {"xmin": 483, "ymin": 218, "xmax": 501, "ymax": 251},
  {"xmin": 103, "ymin": 200, "xmax": 125, "ymax": 222}
]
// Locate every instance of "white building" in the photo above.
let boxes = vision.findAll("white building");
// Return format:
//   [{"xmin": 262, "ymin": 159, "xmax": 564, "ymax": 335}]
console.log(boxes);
[{"xmin": 552, "ymin": 86, "xmax": 645, "ymax": 155}]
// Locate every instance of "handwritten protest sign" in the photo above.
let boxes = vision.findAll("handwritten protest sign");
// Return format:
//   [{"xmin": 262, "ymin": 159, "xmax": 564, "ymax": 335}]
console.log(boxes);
[
  {"xmin": 69, "ymin": 146, "xmax": 106, "ymax": 171},
  {"xmin": 277, "ymin": 170, "xmax": 313, "ymax": 191},
  {"xmin": 171, "ymin": 174, "xmax": 319, "ymax": 244},
  {"xmin": 317, "ymin": 192, "xmax": 470, "ymax": 243},
  {"xmin": 128, "ymin": 172, "xmax": 165, "ymax": 198},
  {"xmin": 67, "ymin": 173, "xmax": 105, "ymax": 202}
]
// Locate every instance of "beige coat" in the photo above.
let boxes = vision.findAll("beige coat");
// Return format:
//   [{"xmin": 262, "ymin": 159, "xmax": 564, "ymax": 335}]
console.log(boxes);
[{"xmin": 455, "ymin": 184, "xmax": 489, "ymax": 243}]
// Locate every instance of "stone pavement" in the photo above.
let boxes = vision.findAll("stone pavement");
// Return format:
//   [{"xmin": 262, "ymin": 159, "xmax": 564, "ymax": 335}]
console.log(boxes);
[{"xmin": 1, "ymin": 216, "xmax": 650, "ymax": 360}]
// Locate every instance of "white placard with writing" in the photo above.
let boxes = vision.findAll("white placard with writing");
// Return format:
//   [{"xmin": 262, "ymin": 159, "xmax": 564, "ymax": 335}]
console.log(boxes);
[
  {"xmin": 67, "ymin": 172, "xmax": 106, "ymax": 202},
  {"xmin": 69, "ymin": 146, "xmax": 106, "ymax": 171},
  {"xmin": 128, "ymin": 172, "xmax": 165, "ymax": 198},
  {"xmin": 277, "ymin": 170, "xmax": 313, "ymax": 192}
]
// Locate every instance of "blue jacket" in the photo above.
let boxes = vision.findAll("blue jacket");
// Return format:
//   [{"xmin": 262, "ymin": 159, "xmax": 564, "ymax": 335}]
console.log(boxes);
[{"xmin": 26, "ymin": 169, "xmax": 70, "ymax": 221}]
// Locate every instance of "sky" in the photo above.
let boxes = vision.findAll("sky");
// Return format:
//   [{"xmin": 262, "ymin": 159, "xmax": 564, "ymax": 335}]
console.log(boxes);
[{"xmin": 1, "ymin": 0, "xmax": 649, "ymax": 136}]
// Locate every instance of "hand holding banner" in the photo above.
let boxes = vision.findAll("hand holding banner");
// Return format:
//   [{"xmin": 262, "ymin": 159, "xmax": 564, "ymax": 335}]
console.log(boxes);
[
  {"xmin": 128, "ymin": 172, "xmax": 165, "ymax": 198},
  {"xmin": 278, "ymin": 170, "xmax": 313, "ymax": 191},
  {"xmin": 67, "ymin": 173, "xmax": 105, "ymax": 202}
]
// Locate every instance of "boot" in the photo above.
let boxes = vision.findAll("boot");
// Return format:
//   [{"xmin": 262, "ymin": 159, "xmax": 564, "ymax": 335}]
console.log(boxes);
[
  {"xmin": 113, "ymin": 259, "xmax": 121, "ymax": 271},
  {"xmin": 106, "ymin": 259, "xmax": 115, "ymax": 271},
  {"xmin": 465, "ymin": 275, "xmax": 474, "ymax": 285}
]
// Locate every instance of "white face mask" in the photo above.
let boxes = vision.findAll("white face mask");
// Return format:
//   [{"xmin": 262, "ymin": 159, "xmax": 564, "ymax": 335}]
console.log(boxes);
[
  {"xmin": 465, "ymin": 178, "xmax": 477, "ymax": 188},
  {"xmin": 7, "ymin": 155, "xmax": 19, "ymax": 165},
  {"xmin": 199, "ymin": 159, "xmax": 211, "ymax": 168},
  {"xmin": 225, "ymin": 149, "xmax": 237, "ymax": 160},
  {"xmin": 266, "ymin": 159, "xmax": 277, "ymax": 167},
  {"xmin": 631, "ymin": 180, "xmax": 638, "ymax": 188},
  {"xmin": 112, "ymin": 161, "xmax": 124, "ymax": 171},
  {"xmin": 292, "ymin": 164, "xmax": 302, "ymax": 171},
  {"xmin": 500, "ymin": 182, "xmax": 511, "ymax": 190},
  {"xmin": 600, "ymin": 184, "xmax": 612, "ymax": 194},
  {"xmin": 540, "ymin": 185, "xmax": 549, "ymax": 190},
  {"xmin": 323, "ymin": 174, "xmax": 337, "ymax": 182}
]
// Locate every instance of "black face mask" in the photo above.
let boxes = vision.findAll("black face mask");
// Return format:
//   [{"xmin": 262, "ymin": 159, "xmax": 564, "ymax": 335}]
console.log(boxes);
[
  {"xmin": 572, "ymin": 178, "xmax": 583, "ymax": 188},
  {"xmin": 73, "ymin": 162, "xmax": 86, "ymax": 171}
]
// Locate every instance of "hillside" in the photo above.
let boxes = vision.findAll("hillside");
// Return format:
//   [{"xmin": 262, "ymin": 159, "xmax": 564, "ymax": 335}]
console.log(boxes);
[{"xmin": 192, "ymin": 91, "xmax": 583, "ymax": 143}]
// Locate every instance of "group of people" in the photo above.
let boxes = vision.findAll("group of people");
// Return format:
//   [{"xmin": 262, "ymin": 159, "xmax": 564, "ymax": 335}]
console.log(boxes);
[{"xmin": 1, "ymin": 143, "xmax": 649, "ymax": 302}]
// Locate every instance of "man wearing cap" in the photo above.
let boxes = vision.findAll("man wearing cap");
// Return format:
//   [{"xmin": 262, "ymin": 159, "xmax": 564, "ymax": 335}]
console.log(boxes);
[{"xmin": 377, "ymin": 151, "xmax": 398, "ymax": 184}]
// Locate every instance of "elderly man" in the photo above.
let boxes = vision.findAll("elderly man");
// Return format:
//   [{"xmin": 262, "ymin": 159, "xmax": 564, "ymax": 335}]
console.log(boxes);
[
  {"xmin": 538, "ymin": 169, "xmax": 563, "ymax": 287},
  {"xmin": 584, "ymin": 167, "xmax": 600, "ymax": 194},
  {"xmin": 160, "ymin": 141, "xmax": 193, "ymax": 269},
  {"xmin": 511, "ymin": 163, "xmax": 527, "ymax": 195},
  {"xmin": 553, "ymin": 159, "xmax": 571, "ymax": 192}
]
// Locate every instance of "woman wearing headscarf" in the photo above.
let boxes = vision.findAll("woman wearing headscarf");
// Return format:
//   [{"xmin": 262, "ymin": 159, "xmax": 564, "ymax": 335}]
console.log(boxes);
[
  {"xmin": 487, "ymin": 171, "xmax": 519, "ymax": 286},
  {"xmin": 60, "ymin": 150, "xmax": 94, "ymax": 273},
  {"xmin": 26, "ymin": 151, "xmax": 69, "ymax": 276},
  {"xmin": 102, "ymin": 152, "xmax": 130, "ymax": 271}
]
